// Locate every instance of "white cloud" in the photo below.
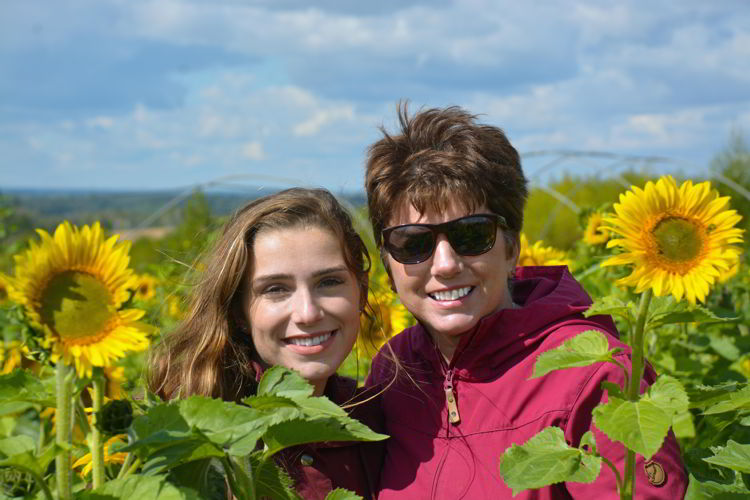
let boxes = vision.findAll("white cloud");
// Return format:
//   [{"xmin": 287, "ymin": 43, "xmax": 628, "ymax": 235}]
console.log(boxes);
[
  {"xmin": 241, "ymin": 141, "xmax": 265, "ymax": 160},
  {"xmin": 293, "ymin": 105, "xmax": 354, "ymax": 136},
  {"xmin": 86, "ymin": 116, "xmax": 115, "ymax": 129}
]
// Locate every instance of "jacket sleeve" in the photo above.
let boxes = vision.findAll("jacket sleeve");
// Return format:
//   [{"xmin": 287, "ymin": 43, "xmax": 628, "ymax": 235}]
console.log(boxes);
[{"xmin": 564, "ymin": 358, "xmax": 688, "ymax": 499}]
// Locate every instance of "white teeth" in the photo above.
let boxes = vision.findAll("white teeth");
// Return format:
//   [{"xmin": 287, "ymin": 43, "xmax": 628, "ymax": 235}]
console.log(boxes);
[
  {"xmin": 287, "ymin": 332, "xmax": 333, "ymax": 347},
  {"xmin": 430, "ymin": 287, "xmax": 472, "ymax": 301}
]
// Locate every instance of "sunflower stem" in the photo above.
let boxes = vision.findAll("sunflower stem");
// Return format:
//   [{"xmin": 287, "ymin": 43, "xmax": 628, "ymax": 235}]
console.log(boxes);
[
  {"xmin": 91, "ymin": 371, "xmax": 106, "ymax": 488},
  {"xmin": 55, "ymin": 361, "xmax": 74, "ymax": 500},
  {"xmin": 621, "ymin": 288, "xmax": 653, "ymax": 500}
]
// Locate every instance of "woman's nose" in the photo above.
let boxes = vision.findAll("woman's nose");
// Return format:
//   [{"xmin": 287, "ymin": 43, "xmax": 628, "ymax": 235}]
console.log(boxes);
[
  {"xmin": 291, "ymin": 289, "xmax": 325, "ymax": 324},
  {"xmin": 431, "ymin": 235, "xmax": 462, "ymax": 277}
]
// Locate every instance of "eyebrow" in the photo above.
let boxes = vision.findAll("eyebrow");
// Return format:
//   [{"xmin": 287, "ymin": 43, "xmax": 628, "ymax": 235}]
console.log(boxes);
[{"xmin": 252, "ymin": 266, "xmax": 350, "ymax": 283}]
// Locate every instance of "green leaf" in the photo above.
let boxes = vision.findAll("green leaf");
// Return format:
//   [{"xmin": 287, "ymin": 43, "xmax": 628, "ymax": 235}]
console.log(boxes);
[
  {"xmin": 688, "ymin": 383, "xmax": 742, "ymax": 411},
  {"xmin": 257, "ymin": 366, "xmax": 315, "ymax": 399},
  {"xmin": 684, "ymin": 448, "xmax": 736, "ymax": 485},
  {"xmin": 593, "ymin": 375, "xmax": 688, "ymax": 460},
  {"xmin": 0, "ymin": 370, "xmax": 53, "ymax": 407},
  {"xmin": 167, "ymin": 459, "xmax": 228, "ymax": 500},
  {"xmin": 584, "ymin": 296, "xmax": 635, "ymax": 326},
  {"xmin": 685, "ymin": 473, "xmax": 750, "ymax": 500},
  {"xmin": 498, "ymin": 427, "xmax": 601, "ymax": 496},
  {"xmin": 141, "ymin": 441, "xmax": 225, "ymax": 476},
  {"xmin": 647, "ymin": 296, "xmax": 739, "ymax": 331},
  {"xmin": 262, "ymin": 414, "xmax": 388, "ymax": 457},
  {"xmin": 0, "ymin": 435, "xmax": 35, "ymax": 458},
  {"xmin": 325, "ymin": 488, "xmax": 364, "ymax": 500},
  {"xmin": 129, "ymin": 396, "xmax": 287, "ymax": 458},
  {"xmin": 708, "ymin": 334, "xmax": 741, "ymax": 361},
  {"xmin": 0, "ymin": 442, "xmax": 59, "ymax": 477},
  {"xmin": 77, "ymin": 474, "xmax": 202, "ymax": 500},
  {"xmin": 704, "ymin": 441, "xmax": 750, "ymax": 474},
  {"xmin": 531, "ymin": 330, "xmax": 619, "ymax": 378},
  {"xmin": 703, "ymin": 386, "xmax": 750, "ymax": 415},
  {"xmin": 249, "ymin": 452, "xmax": 302, "ymax": 500}
]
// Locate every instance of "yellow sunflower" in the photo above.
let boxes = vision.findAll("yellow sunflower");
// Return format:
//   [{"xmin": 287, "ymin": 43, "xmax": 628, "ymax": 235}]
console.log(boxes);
[
  {"xmin": 518, "ymin": 234, "xmax": 571, "ymax": 268},
  {"xmin": 132, "ymin": 274, "xmax": 158, "ymax": 301},
  {"xmin": 73, "ymin": 434, "xmax": 128, "ymax": 478},
  {"xmin": 5, "ymin": 221, "xmax": 151, "ymax": 378},
  {"xmin": 602, "ymin": 176, "xmax": 744, "ymax": 305},
  {"xmin": 583, "ymin": 213, "xmax": 611, "ymax": 246}
]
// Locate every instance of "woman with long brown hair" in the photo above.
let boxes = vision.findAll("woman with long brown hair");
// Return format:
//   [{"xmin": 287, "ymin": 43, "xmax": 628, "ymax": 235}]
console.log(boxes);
[{"xmin": 148, "ymin": 187, "xmax": 382, "ymax": 499}]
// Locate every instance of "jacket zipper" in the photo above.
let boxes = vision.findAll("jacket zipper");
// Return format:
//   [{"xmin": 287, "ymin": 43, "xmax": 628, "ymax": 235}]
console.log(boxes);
[{"xmin": 443, "ymin": 368, "xmax": 460, "ymax": 425}]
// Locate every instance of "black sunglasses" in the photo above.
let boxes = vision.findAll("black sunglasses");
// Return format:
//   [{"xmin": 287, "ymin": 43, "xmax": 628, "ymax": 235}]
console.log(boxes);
[{"xmin": 382, "ymin": 213, "xmax": 507, "ymax": 264}]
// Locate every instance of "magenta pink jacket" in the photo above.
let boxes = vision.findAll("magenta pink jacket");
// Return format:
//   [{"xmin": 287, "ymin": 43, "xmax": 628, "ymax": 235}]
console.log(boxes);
[{"xmin": 366, "ymin": 266, "xmax": 687, "ymax": 499}]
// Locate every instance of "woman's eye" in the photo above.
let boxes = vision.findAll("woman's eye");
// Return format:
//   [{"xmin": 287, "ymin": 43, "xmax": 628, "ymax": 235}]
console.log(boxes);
[
  {"xmin": 261, "ymin": 284, "xmax": 288, "ymax": 295},
  {"xmin": 319, "ymin": 277, "xmax": 344, "ymax": 288}
]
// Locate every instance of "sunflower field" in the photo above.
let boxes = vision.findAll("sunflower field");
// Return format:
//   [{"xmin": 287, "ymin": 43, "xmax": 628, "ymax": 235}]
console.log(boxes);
[{"xmin": 1, "ymin": 170, "xmax": 749, "ymax": 499}]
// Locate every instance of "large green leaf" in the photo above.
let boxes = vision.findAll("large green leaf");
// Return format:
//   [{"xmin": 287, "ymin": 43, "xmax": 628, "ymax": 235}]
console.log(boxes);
[
  {"xmin": 704, "ymin": 441, "xmax": 750, "ymax": 474},
  {"xmin": 140, "ymin": 440, "xmax": 225, "ymax": 476},
  {"xmin": 498, "ymin": 426, "xmax": 601, "ymax": 496},
  {"xmin": 593, "ymin": 375, "xmax": 688, "ymax": 460},
  {"xmin": 703, "ymin": 386, "xmax": 750, "ymax": 415},
  {"xmin": 129, "ymin": 396, "xmax": 289, "ymax": 458},
  {"xmin": 531, "ymin": 330, "xmax": 621, "ymax": 379},
  {"xmin": 167, "ymin": 458, "xmax": 228, "ymax": 500},
  {"xmin": 584, "ymin": 296, "xmax": 635, "ymax": 327},
  {"xmin": 77, "ymin": 474, "xmax": 202, "ymax": 500},
  {"xmin": 647, "ymin": 296, "xmax": 739, "ymax": 331},
  {"xmin": 262, "ymin": 414, "xmax": 388, "ymax": 457}
]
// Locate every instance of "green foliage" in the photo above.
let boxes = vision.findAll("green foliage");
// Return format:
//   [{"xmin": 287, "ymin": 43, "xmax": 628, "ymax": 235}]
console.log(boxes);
[
  {"xmin": 78, "ymin": 474, "xmax": 202, "ymax": 500},
  {"xmin": 498, "ymin": 427, "xmax": 602, "ymax": 496},
  {"xmin": 593, "ymin": 375, "xmax": 689, "ymax": 460},
  {"xmin": 531, "ymin": 330, "xmax": 623, "ymax": 378}
]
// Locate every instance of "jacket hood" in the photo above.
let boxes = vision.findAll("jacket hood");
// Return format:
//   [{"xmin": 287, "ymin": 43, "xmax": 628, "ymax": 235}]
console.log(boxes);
[{"xmin": 408, "ymin": 265, "xmax": 612, "ymax": 381}]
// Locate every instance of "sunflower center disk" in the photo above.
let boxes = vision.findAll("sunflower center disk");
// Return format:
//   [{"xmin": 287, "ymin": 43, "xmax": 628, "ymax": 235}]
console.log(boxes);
[
  {"xmin": 651, "ymin": 217, "xmax": 703, "ymax": 262},
  {"xmin": 40, "ymin": 271, "xmax": 116, "ymax": 341}
]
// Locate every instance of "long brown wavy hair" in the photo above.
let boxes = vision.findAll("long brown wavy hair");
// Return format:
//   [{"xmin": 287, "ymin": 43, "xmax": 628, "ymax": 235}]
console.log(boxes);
[{"xmin": 148, "ymin": 188, "xmax": 370, "ymax": 402}]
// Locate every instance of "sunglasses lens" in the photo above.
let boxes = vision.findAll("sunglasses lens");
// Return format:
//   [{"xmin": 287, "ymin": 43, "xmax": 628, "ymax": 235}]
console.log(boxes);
[
  {"xmin": 385, "ymin": 226, "xmax": 435, "ymax": 264},
  {"xmin": 448, "ymin": 216, "xmax": 497, "ymax": 255}
]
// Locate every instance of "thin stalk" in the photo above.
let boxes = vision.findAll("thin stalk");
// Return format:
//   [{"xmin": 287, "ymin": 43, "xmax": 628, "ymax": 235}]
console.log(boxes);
[
  {"xmin": 601, "ymin": 456, "xmax": 624, "ymax": 493},
  {"xmin": 90, "ymin": 374, "xmax": 105, "ymax": 488},
  {"xmin": 116, "ymin": 434, "xmax": 135, "ymax": 480},
  {"xmin": 621, "ymin": 289, "xmax": 653, "ymax": 500},
  {"xmin": 55, "ymin": 362, "xmax": 74, "ymax": 500},
  {"xmin": 222, "ymin": 456, "xmax": 243, "ymax": 500}
]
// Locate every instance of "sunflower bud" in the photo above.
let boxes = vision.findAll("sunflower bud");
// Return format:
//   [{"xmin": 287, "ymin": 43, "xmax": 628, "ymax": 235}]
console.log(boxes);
[
  {"xmin": 0, "ymin": 467, "xmax": 35, "ymax": 498},
  {"xmin": 96, "ymin": 399, "xmax": 133, "ymax": 434}
]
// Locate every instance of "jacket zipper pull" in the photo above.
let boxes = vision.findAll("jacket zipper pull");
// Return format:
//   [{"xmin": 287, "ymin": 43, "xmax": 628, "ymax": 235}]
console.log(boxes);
[{"xmin": 444, "ymin": 369, "xmax": 460, "ymax": 425}]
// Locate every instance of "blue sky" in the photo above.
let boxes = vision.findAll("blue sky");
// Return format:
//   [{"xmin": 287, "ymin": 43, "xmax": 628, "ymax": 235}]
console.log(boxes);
[{"xmin": 2, "ymin": 0, "xmax": 749, "ymax": 193}]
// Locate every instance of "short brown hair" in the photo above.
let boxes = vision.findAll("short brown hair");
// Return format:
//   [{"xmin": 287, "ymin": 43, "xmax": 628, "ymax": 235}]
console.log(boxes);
[
  {"xmin": 148, "ymin": 188, "xmax": 370, "ymax": 402},
  {"xmin": 365, "ymin": 103, "xmax": 528, "ymax": 253}
]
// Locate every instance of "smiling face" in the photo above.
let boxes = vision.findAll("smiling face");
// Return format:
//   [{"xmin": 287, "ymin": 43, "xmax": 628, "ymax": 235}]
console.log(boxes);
[
  {"xmin": 245, "ymin": 225, "xmax": 361, "ymax": 395},
  {"xmin": 384, "ymin": 203, "xmax": 517, "ymax": 361}
]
